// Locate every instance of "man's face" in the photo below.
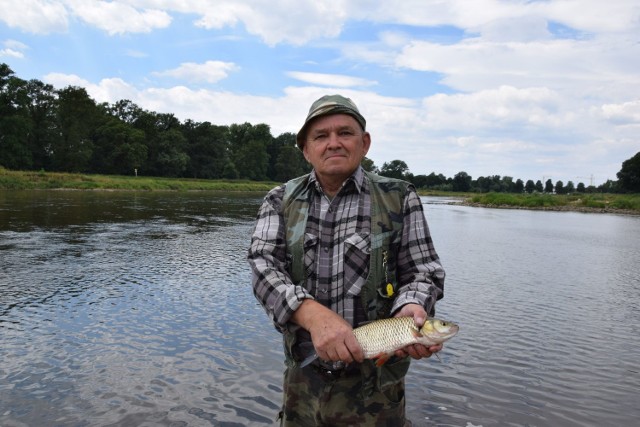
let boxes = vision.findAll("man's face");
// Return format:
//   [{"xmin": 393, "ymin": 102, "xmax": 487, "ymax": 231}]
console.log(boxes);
[{"xmin": 302, "ymin": 114, "xmax": 371, "ymax": 186}]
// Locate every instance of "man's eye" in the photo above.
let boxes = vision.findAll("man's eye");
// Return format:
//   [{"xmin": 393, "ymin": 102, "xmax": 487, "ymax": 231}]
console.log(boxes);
[
  {"xmin": 339, "ymin": 130, "xmax": 355, "ymax": 136},
  {"xmin": 313, "ymin": 134, "xmax": 328, "ymax": 141}
]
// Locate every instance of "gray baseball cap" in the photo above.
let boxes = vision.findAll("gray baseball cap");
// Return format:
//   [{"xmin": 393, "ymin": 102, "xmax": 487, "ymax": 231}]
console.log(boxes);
[{"xmin": 296, "ymin": 94, "xmax": 366, "ymax": 149}]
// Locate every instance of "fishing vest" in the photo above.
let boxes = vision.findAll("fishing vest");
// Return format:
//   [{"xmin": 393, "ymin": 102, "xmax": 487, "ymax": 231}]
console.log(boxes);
[{"xmin": 281, "ymin": 170, "xmax": 412, "ymax": 390}]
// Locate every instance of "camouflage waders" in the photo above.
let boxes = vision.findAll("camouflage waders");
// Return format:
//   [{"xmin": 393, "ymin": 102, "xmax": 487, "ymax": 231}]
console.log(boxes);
[{"xmin": 279, "ymin": 361, "xmax": 411, "ymax": 427}]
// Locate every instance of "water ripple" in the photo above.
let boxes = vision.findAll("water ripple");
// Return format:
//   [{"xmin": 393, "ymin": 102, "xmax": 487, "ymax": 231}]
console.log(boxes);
[{"xmin": 2, "ymin": 193, "xmax": 640, "ymax": 426}]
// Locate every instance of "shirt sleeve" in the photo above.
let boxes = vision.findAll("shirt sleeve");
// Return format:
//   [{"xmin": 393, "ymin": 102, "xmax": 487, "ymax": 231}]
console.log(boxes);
[
  {"xmin": 391, "ymin": 186, "xmax": 445, "ymax": 316},
  {"xmin": 247, "ymin": 185, "xmax": 314, "ymax": 330}
]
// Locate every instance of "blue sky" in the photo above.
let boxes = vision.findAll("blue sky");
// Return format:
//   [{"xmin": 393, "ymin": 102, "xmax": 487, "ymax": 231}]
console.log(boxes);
[{"xmin": 1, "ymin": 0, "xmax": 639, "ymax": 186}]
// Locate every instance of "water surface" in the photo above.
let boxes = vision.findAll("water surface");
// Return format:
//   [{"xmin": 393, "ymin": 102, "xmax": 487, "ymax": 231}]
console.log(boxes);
[{"xmin": 1, "ymin": 191, "xmax": 639, "ymax": 426}]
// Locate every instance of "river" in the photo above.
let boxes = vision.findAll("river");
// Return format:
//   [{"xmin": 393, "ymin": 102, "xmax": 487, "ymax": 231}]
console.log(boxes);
[{"xmin": 1, "ymin": 190, "xmax": 638, "ymax": 426}]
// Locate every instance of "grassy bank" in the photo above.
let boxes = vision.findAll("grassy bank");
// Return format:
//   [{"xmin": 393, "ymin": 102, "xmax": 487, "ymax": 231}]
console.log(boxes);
[
  {"xmin": 0, "ymin": 168, "xmax": 277, "ymax": 192},
  {"xmin": 2, "ymin": 169, "xmax": 638, "ymax": 214},
  {"xmin": 466, "ymin": 192, "xmax": 640, "ymax": 214}
]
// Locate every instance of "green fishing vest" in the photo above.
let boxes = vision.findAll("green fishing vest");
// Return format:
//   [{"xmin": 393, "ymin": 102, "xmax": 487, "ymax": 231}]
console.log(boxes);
[{"xmin": 281, "ymin": 170, "xmax": 412, "ymax": 390}]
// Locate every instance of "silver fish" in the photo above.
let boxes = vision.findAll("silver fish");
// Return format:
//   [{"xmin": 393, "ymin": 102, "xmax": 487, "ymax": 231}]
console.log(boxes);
[
  {"xmin": 300, "ymin": 316, "xmax": 459, "ymax": 368},
  {"xmin": 355, "ymin": 316, "xmax": 459, "ymax": 366}
]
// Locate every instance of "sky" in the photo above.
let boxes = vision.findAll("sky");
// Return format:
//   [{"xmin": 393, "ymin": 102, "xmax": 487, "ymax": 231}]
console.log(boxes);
[{"xmin": 1, "ymin": 0, "xmax": 639, "ymax": 186}]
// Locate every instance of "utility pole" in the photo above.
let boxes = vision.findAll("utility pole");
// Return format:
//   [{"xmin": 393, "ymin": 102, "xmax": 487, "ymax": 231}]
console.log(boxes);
[{"xmin": 576, "ymin": 175, "xmax": 594, "ymax": 186}]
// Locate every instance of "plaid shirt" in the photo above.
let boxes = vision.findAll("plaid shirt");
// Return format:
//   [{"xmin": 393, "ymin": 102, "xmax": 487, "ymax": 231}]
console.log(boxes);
[{"xmin": 248, "ymin": 167, "xmax": 445, "ymax": 330}]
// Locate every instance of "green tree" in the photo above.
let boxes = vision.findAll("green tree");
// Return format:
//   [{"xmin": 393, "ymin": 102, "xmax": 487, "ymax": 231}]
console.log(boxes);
[
  {"xmin": 544, "ymin": 179, "xmax": 554, "ymax": 193},
  {"xmin": 410, "ymin": 174, "xmax": 433, "ymax": 188},
  {"xmin": 361, "ymin": 156, "xmax": 378, "ymax": 173},
  {"xmin": 535, "ymin": 180, "xmax": 544, "ymax": 192},
  {"xmin": 109, "ymin": 99, "xmax": 144, "ymax": 125},
  {"xmin": 475, "ymin": 176, "xmax": 491, "ymax": 193},
  {"xmin": 598, "ymin": 179, "xmax": 619, "ymax": 193},
  {"xmin": 501, "ymin": 176, "xmax": 515, "ymax": 193},
  {"xmin": 92, "ymin": 117, "xmax": 147, "ymax": 174},
  {"xmin": 566, "ymin": 181, "xmax": 575, "ymax": 194},
  {"xmin": 452, "ymin": 171, "xmax": 472, "ymax": 192},
  {"xmin": 52, "ymin": 86, "xmax": 101, "ymax": 172},
  {"xmin": 274, "ymin": 144, "xmax": 307, "ymax": 181},
  {"xmin": 222, "ymin": 161, "xmax": 239, "ymax": 179},
  {"xmin": 156, "ymin": 128, "xmax": 189, "ymax": 177},
  {"xmin": 0, "ymin": 65, "xmax": 32, "ymax": 169},
  {"xmin": 266, "ymin": 132, "xmax": 309, "ymax": 181},
  {"xmin": 555, "ymin": 180, "xmax": 565, "ymax": 194},
  {"xmin": 617, "ymin": 151, "xmax": 640, "ymax": 192},
  {"xmin": 137, "ymin": 112, "xmax": 187, "ymax": 177},
  {"xmin": 380, "ymin": 160, "xmax": 409, "ymax": 180},
  {"xmin": 182, "ymin": 120, "xmax": 229, "ymax": 179},
  {"xmin": 423, "ymin": 172, "xmax": 447, "ymax": 189},
  {"xmin": 514, "ymin": 178, "xmax": 524, "ymax": 193},
  {"xmin": 525, "ymin": 179, "xmax": 536, "ymax": 193},
  {"xmin": 25, "ymin": 79, "xmax": 59, "ymax": 170},
  {"xmin": 576, "ymin": 182, "xmax": 586, "ymax": 193},
  {"xmin": 228, "ymin": 123, "xmax": 272, "ymax": 181}
]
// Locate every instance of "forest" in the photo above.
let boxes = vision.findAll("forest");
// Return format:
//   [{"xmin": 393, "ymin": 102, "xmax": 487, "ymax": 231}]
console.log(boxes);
[{"xmin": 2, "ymin": 63, "xmax": 638, "ymax": 194}]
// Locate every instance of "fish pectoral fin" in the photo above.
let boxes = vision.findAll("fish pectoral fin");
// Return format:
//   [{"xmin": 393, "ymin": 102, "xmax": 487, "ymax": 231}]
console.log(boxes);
[
  {"xmin": 412, "ymin": 328, "xmax": 423, "ymax": 338},
  {"xmin": 373, "ymin": 352, "xmax": 393, "ymax": 367}
]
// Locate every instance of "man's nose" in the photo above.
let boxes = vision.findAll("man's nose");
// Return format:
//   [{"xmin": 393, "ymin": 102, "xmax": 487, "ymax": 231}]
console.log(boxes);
[{"xmin": 326, "ymin": 132, "xmax": 342, "ymax": 148}]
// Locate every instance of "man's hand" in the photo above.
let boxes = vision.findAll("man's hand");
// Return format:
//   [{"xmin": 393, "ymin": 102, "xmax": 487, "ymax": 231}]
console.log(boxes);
[
  {"xmin": 393, "ymin": 303, "xmax": 443, "ymax": 360},
  {"xmin": 292, "ymin": 299, "xmax": 364, "ymax": 364}
]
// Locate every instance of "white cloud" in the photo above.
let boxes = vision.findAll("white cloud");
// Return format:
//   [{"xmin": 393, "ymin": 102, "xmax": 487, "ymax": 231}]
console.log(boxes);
[
  {"xmin": 4, "ymin": 39, "xmax": 29, "ymax": 50},
  {"xmin": 0, "ymin": 0, "xmax": 69, "ymax": 33},
  {"xmin": 0, "ymin": 48, "xmax": 23, "ymax": 59},
  {"xmin": 394, "ymin": 37, "xmax": 640, "ymax": 99},
  {"xmin": 1, "ymin": 39, "xmax": 29, "ymax": 58},
  {"xmin": 601, "ymin": 100, "xmax": 640, "ymax": 125},
  {"xmin": 359, "ymin": 0, "xmax": 640, "ymax": 35},
  {"xmin": 42, "ymin": 72, "xmax": 91, "ymax": 88},
  {"xmin": 43, "ymin": 73, "xmax": 138, "ymax": 103},
  {"xmin": 287, "ymin": 72, "xmax": 377, "ymax": 88},
  {"xmin": 65, "ymin": 0, "xmax": 172, "ymax": 35},
  {"xmin": 421, "ymin": 86, "xmax": 574, "ymax": 134},
  {"xmin": 192, "ymin": 0, "xmax": 348, "ymax": 46},
  {"xmin": 153, "ymin": 61, "xmax": 239, "ymax": 84}
]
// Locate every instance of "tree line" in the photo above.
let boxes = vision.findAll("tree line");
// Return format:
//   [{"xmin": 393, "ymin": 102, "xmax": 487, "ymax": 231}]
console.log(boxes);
[{"xmin": 1, "ymin": 63, "xmax": 638, "ymax": 193}]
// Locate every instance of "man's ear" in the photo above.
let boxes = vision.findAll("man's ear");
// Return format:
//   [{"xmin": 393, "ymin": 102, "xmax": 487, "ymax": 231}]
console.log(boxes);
[
  {"xmin": 362, "ymin": 132, "xmax": 371, "ymax": 156},
  {"xmin": 302, "ymin": 145, "xmax": 311, "ymax": 163}
]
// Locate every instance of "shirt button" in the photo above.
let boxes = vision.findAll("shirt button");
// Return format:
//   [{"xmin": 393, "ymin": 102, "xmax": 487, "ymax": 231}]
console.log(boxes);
[{"xmin": 323, "ymin": 247, "xmax": 329, "ymax": 253}]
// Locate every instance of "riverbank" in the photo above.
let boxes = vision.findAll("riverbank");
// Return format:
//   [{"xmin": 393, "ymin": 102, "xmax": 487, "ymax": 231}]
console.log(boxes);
[
  {"xmin": 462, "ymin": 192, "xmax": 640, "ymax": 215},
  {"xmin": 0, "ymin": 169, "xmax": 277, "ymax": 192},
  {"xmin": 1, "ymin": 168, "xmax": 638, "ymax": 214}
]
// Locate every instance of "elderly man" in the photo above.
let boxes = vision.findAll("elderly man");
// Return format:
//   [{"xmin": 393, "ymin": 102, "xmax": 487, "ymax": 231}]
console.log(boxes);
[{"xmin": 248, "ymin": 94, "xmax": 445, "ymax": 426}]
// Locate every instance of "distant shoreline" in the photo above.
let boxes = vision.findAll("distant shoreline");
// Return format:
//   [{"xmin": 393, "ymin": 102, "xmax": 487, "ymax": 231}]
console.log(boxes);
[
  {"xmin": 2, "ymin": 169, "xmax": 639, "ymax": 215},
  {"xmin": 459, "ymin": 200, "xmax": 640, "ymax": 216}
]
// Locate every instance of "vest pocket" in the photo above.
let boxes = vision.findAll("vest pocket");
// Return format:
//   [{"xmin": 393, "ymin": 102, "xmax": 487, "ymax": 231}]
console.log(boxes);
[{"xmin": 344, "ymin": 232, "xmax": 370, "ymax": 296}]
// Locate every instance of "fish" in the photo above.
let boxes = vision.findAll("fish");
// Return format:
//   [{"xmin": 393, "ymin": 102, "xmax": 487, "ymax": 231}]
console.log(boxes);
[{"xmin": 301, "ymin": 316, "xmax": 459, "ymax": 368}]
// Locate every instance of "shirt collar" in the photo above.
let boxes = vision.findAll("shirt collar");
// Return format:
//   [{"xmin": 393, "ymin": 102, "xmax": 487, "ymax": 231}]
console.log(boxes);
[{"xmin": 307, "ymin": 166, "xmax": 365, "ymax": 195}]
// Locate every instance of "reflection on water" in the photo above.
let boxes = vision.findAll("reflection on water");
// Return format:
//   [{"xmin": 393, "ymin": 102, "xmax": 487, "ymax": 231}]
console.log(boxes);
[
  {"xmin": 1, "ymin": 190, "xmax": 283, "ymax": 426},
  {"xmin": 1, "ymin": 191, "xmax": 639, "ymax": 426}
]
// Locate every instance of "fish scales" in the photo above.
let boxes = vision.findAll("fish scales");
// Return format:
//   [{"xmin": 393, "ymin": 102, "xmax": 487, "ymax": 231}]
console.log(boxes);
[
  {"xmin": 353, "ymin": 317, "xmax": 459, "ymax": 361},
  {"xmin": 298, "ymin": 316, "xmax": 458, "ymax": 368},
  {"xmin": 354, "ymin": 317, "xmax": 419, "ymax": 358}
]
